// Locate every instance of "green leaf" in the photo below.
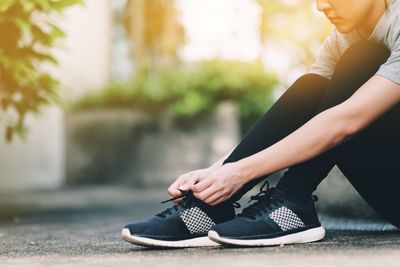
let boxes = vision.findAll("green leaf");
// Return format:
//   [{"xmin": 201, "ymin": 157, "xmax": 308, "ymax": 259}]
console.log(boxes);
[
  {"xmin": 11, "ymin": 17, "xmax": 31, "ymax": 32},
  {"xmin": 31, "ymin": 24, "xmax": 54, "ymax": 46},
  {"xmin": 0, "ymin": 0, "xmax": 14, "ymax": 13},
  {"xmin": 0, "ymin": 0, "xmax": 82, "ymax": 142},
  {"xmin": 35, "ymin": 0, "xmax": 51, "ymax": 11},
  {"xmin": 50, "ymin": 0, "xmax": 84, "ymax": 12},
  {"xmin": 20, "ymin": 0, "xmax": 36, "ymax": 12},
  {"xmin": 33, "ymin": 52, "xmax": 58, "ymax": 64},
  {"xmin": 49, "ymin": 24, "xmax": 65, "ymax": 39}
]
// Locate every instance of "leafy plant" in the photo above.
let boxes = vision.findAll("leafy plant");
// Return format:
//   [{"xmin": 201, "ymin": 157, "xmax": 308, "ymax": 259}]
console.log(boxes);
[
  {"xmin": 0, "ymin": 0, "xmax": 82, "ymax": 141},
  {"xmin": 72, "ymin": 59, "xmax": 279, "ymax": 134}
]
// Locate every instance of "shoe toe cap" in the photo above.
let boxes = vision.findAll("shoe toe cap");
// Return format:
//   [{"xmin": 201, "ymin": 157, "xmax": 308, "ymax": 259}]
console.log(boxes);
[
  {"xmin": 123, "ymin": 220, "xmax": 148, "ymax": 235},
  {"xmin": 123, "ymin": 217, "xmax": 176, "ymax": 236}
]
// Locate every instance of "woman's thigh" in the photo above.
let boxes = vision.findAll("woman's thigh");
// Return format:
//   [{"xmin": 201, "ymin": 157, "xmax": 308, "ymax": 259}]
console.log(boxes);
[
  {"xmin": 335, "ymin": 102, "xmax": 400, "ymax": 227},
  {"xmin": 334, "ymin": 102, "xmax": 400, "ymax": 160},
  {"xmin": 338, "ymin": 158, "xmax": 400, "ymax": 227},
  {"xmin": 275, "ymin": 40, "xmax": 394, "ymax": 195}
]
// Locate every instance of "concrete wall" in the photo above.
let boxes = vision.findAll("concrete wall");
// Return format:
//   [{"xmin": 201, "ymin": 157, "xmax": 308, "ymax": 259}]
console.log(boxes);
[{"xmin": 66, "ymin": 102, "xmax": 240, "ymax": 187}]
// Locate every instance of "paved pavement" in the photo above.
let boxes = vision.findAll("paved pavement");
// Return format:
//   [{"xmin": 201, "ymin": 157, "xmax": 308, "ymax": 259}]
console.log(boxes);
[{"xmin": 0, "ymin": 187, "xmax": 399, "ymax": 267}]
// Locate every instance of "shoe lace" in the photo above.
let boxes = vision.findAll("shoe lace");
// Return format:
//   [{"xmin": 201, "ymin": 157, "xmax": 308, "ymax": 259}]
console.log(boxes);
[
  {"xmin": 157, "ymin": 189, "xmax": 242, "ymax": 218},
  {"xmin": 156, "ymin": 189, "xmax": 195, "ymax": 218},
  {"xmin": 238, "ymin": 181, "xmax": 320, "ymax": 219},
  {"xmin": 238, "ymin": 180, "xmax": 284, "ymax": 219}
]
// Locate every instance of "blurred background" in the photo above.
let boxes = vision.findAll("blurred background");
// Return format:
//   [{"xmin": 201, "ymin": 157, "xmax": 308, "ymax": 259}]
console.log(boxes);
[
  {"xmin": 0, "ymin": 0, "xmax": 332, "ymax": 191},
  {"xmin": 2, "ymin": 2, "xmax": 399, "ymax": 261},
  {"xmin": 1, "ymin": 0, "xmax": 381, "ymax": 219}
]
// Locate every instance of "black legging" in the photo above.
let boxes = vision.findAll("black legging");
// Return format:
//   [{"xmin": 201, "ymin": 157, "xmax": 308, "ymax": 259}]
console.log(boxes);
[{"xmin": 223, "ymin": 39, "xmax": 400, "ymax": 227}]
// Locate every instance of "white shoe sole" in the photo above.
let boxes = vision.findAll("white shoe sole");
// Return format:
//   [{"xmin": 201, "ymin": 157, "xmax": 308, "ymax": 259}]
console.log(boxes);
[
  {"xmin": 208, "ymin": 226, "xmax": 325, "ymax": 247},
  {"xmin": 122, "ymin": 228, "xmax": 219, "ymax": 248}
]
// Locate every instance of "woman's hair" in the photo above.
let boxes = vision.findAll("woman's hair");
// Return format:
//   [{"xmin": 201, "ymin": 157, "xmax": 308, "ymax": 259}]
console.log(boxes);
[{"xmin": 384, "ymin": 0, "xmax": 389, "ymax": 11}]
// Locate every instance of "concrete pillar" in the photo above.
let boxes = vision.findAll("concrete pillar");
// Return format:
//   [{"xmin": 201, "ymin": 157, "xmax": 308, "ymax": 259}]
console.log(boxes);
[
  {"xmin": 0, "ymin": 0, "xmax": 112, "ymax": 192},
  {"xmin": 0, "ymin": 107, "xmax": 65, "ymax": 192}
]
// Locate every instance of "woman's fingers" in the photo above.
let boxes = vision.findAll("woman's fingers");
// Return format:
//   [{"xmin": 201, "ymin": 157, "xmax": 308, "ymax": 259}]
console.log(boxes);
[
  {"xmin": 177, "ymin": 176, "xmax": 198, "ymax": 191},
  {"xmin": 203, "ymin": 189, "xmax": 226, "ymax": 205},
  {"xmin": 168, "ymin": 178, "xmax": 184, "ymax": 197},
  {"xmin": 193, "ymin": 184, "xmax": 219, "ymax": 202},
  {"xmin": 167, "ymin": 187, "xmax": 182, "ymax": 198},
  {"xmin": 168, "ymin": 173, "xmax": 199, "ymax": 197},
  {"xmin": 168, "ymin": 168, "xmax": 214, "ymax": 199},
  {"xmin": 191, "ymin": 177, "xmax": 214, "ymax": 193},
  {"xmin": 208, "ymin": 194, "xmax": 227, "ymax": 206},
  {"xmin": 177, "ymin": 183, "xmax": 190, "ymax": 191}
]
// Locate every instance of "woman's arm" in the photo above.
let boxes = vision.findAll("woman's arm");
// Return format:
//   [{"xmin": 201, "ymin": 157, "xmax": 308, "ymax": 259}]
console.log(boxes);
[
  {"xmin": 191, "ymin": 75, "xmax": 400, "ymax": 204},
  {"xmin": 239, "ymin": 75, "xmax": 400, "ymax": 180}
]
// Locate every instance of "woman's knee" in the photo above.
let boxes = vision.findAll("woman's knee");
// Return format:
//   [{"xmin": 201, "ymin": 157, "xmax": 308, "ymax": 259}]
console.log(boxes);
[
  {"xmin": 284, "ymin": 73, "xmax": 329, "ymax": 99},
  {"xmin": 335, "ymin": 40, "xmax": 391, "ymax": 76},
  {"xmin": 346, "ymin": 39, "xmax": 390, "ymax": 57},
  {"xmin": 268, "ymin": 73, "xmax": 330, "ymax": 119},
  {"xmin": 314, "ymin": 40, "xmax": 391, "ymax": 113}
]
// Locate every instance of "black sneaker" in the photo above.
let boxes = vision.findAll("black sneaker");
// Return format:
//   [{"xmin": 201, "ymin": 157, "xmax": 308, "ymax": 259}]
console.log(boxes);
[
  {"xmin": 122, "ymin": 190, "xmax": 237, "ymax": 248},
  {"xmin": 208, "ymin": 181, "xmax": 325, "ymax": 247}
]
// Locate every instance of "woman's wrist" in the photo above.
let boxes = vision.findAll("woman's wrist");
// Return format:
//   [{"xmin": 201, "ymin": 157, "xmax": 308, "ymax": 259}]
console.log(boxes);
[
  {"xmin": 208, "ymin": 149, "xmax": 234, "ymax": 173},
  {"xmin": 207, "ymin": 163, "xmax": 220, "ymax": 173},
  {"xmin": 236, "ymin": 157, "xmax": 259, "ymax": 183},
  {"xmin": 208, "ymin": 157, "xmax": 226, "ymax": 172}
]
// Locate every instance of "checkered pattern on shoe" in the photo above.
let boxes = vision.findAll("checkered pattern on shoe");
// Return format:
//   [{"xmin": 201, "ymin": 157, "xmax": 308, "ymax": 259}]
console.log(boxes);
[
  {"xmin": 269, "ymin": 206, "xmax": 305, "ymax": 231},
  {"xmin": 179, "ymin": 207, "xmax": 215, "ymax": 234}
]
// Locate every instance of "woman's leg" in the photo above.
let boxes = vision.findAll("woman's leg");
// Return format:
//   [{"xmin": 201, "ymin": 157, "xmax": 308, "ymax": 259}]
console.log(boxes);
[
  {"xmin": 335, "ymin": 116, "xmax": 400, "ymax": 227},
  {"xmin": 225, "ymin": 39, "xmax": 392, "ymax": 203},
  {"xmin": 208, "ymin": 40, "xmax": 398, "ymax": 246},
  {"xmin": 275, "ymin": 39, "xmax": 400, "ymax": 226},
  {"xmin": 222, "ymin": 74, "xmax": 330, "ymax": 201},
  {"xmin": 333, "ymin": 101, "xmax": 400, "ymax": 226},
  {"xmin": 275, "ymin": 40, "xmax": 394, "ymax": 200}
]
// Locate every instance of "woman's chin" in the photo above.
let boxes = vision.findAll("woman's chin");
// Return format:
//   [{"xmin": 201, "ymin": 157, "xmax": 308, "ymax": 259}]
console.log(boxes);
[{"xmin": 334, "ymin": 24, "xmax": 356, "ymax": 34}]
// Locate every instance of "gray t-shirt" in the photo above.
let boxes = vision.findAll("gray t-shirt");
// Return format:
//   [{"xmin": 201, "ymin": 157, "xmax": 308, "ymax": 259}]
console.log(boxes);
[{"xmin": 309, "ymin": 0, "xmax": 400, "ymax": 85}]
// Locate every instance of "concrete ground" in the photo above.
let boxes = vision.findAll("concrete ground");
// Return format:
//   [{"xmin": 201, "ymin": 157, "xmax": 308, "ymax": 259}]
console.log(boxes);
[{"xmin": 0, "ymin": 186, "xmax": 399, "ymax": 267}]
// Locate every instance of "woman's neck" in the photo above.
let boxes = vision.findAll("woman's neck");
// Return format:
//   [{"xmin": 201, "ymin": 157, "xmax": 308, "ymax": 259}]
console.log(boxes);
[{"xmin": 356, "ymin": 0, "xmax": 392, "ymax": 39}]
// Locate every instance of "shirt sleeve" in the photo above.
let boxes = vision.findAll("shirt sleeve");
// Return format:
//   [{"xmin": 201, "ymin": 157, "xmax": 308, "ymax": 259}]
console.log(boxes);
[
  {"xmin": 308, "ymin": 29, "xmax": 342, "ymax": 80},
  {"xmin": 376, "ymin": 39, "xmax": 400, "ymax": 85}
]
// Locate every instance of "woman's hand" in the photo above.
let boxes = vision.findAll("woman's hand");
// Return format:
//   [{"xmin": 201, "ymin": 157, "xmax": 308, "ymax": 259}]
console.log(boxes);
[
  {"xmin": 190, "ymin": 162, "xmax": 250, "ymax": 206},
  {"xmin": 168, "ymin": 168, "xmax": 213, "ymax": 199}
]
